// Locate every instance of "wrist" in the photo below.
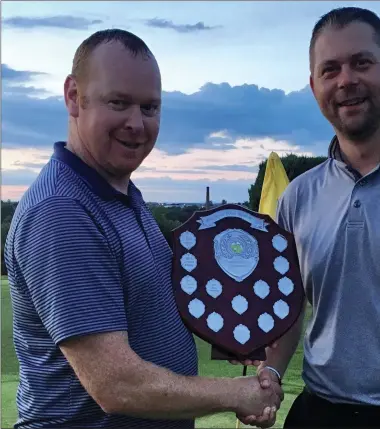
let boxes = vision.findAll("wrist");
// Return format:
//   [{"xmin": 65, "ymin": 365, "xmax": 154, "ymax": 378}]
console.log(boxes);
[
  {"xmin": 221, "ymin": 377, "xmax": 244, "ymax": 413},
  {"xmin": 259, "ymin": 366, "xmax": 282, "ymax": 384}
]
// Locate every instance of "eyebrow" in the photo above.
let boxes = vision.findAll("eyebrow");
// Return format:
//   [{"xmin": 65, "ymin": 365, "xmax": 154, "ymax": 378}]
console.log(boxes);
[
  {"xmin": 320, "ymin": 50, "xmax": 376, "ymax": 68},
  {"xmin": 107, "ymin": 91, "xmax": 161, "ymax": 104},
  {"xmin": 351, "ymin": 50, "xmax": 377, "ymax": 60}
]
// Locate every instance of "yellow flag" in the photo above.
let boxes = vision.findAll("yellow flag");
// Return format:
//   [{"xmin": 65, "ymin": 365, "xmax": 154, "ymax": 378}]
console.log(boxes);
[{"xmin": 258, "ymin": 152, "xmax": 289, "ymax": 220}]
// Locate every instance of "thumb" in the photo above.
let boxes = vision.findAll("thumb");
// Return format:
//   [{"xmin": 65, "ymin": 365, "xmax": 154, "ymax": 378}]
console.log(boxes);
[{"xmin": 258, "ymin": 368, "xmax": 272, "ymax": 388}]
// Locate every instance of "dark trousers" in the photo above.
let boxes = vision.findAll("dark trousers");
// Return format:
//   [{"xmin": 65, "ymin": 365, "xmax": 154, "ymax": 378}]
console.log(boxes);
[{"xmin": 284, "ymin": 388, "xmax": 380, "ymax": 428}]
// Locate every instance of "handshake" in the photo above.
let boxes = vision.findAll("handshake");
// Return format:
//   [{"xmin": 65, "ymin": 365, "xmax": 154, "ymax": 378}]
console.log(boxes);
[{"xmin": 231, "ymin": 364, "xmax": 284, "ymax": 428}]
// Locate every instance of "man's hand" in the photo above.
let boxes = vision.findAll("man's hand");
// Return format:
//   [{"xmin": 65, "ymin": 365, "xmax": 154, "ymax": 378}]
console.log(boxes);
[
  {"xmin": 232, "ymin": 375, "xmax": 282, "ymax": 422},
  {"xmin": 237, "ymin": 367, "xmax": 284, "ymax": 428}
]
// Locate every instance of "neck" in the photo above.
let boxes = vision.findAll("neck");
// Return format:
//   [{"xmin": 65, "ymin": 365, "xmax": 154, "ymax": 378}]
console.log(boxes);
[
  {"xmin": 336, "ymin": 128, "xmax": 380, "ymax": 176},
  {"xmin": 66, "ymin": 125, "xmax": 130, "ymax": 194}
]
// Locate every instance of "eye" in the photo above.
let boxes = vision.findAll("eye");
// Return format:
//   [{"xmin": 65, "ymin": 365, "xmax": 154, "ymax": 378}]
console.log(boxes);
[
  {"xmin": 322, "ymin": 65, "xmax": 339, "ymax": 76},
  {"xmin": 141, "ymin": 104, "xmax": 160, "ymax": 116},
  {"xmin": 355, "ymin": 58, "xmax": 372, "ymax": 68},
  {"xmin": 109, "ymin": 100, "xmax": 128, "ymax": 109}
]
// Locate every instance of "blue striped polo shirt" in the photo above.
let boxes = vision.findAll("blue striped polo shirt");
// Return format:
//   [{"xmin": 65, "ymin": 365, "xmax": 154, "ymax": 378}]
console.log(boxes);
[{"xmin": 5, "ymin": 141, "xmax": 198, "ymax": 429}]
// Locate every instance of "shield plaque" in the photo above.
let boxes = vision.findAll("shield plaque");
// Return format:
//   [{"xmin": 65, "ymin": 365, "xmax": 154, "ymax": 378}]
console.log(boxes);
[{"xmin": 172, "ymin": 203, "xmax": 304, "ymax": 361}]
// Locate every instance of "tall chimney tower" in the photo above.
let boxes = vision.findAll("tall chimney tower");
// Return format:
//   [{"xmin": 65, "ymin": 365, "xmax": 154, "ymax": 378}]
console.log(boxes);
[{"xmin": 205, "ymin": 186, "xmax": 210, "ymax": 210}]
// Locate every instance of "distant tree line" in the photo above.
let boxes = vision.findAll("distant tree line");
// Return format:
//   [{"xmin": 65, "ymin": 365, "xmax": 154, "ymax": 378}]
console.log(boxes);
[
  {"xmin": 1, "ymin": 200, "xmax": 18, "ymax": 275},
  {"xmin": 248, "ymin": 154, "xmax": 327, "ymax": 211},
  {"xmin": 1, "ymin": 154, "xmax": 327, "ymax": 275}
]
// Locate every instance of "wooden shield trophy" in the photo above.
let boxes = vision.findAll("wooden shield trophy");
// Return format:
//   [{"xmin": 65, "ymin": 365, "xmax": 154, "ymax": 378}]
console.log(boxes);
[{"xmin": 172, "ymin": 203, "xmax": 304, "ymax": 361}]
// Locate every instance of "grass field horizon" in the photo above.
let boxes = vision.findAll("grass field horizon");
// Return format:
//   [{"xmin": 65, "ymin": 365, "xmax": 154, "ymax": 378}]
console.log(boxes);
[{"xmin": 1, "ymin": 276, "xmax": 309, "ymax": 428}]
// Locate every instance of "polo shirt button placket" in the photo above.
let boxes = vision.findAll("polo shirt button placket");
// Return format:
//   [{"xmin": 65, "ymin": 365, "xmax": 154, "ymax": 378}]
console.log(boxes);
[{"xmin": 353, "ymin": 200, "xmax": 361, "ymax": 208}]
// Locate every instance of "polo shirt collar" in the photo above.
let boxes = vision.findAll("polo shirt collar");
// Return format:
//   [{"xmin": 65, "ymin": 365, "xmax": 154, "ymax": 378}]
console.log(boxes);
[
  {"xmin": 328, "ymin": 136, "xmax": 363, "ymax": 181},
  {"xmin": 52, "ymin": 141, "xmax": 143, "ymax": 205},
  {"xmin": 328, "ymin": 135, "xmax": 380, "ymax": 180},
  {"xmin": 328, "ymin": 135, "xmax": 344, "ymax": 162}
]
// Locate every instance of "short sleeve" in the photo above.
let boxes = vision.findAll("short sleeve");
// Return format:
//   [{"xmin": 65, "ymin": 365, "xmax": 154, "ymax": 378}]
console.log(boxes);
[
  {"xmin": 276, "ymin": 190, "xmax": 293, "ymax": 234},
  {"xmin": 13, "ymin": 197, "xmax": 128, "ymax": 345}
]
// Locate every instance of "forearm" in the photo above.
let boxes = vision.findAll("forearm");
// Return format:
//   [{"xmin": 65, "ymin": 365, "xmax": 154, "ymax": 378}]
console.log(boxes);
[
  {"xmin": 107, "ymin": 358, "xmax": 239, "ymax": 419},
  {"xmin": 259, "ymin": 300, "xmax": 307, "ymax": 377}
]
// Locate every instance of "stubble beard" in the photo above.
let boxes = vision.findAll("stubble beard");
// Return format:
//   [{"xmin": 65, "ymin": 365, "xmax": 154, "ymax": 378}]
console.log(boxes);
[{"xmin": 330, "ymin": 100, "xmax": 380, "ymax": 143}]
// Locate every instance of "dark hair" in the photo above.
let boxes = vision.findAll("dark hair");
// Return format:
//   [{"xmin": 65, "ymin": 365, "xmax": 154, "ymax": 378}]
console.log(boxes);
[
  {"xmin": 309, "ymin": 7, "xmax": 380, "ymax": 70},
  {"xmin": 72, "ymin": 28, "xmax": 153, "ymax": 83}
]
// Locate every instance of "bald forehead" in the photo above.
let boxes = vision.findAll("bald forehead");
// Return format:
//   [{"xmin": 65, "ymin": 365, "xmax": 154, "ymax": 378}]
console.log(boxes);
[
  {"xmin": 76, "ymin": 41, "xmax": 160, "ymax": 97},
  {"xmin": 90, "ymin": 41, "xmax": 153, "ymax": 62},
  {"xmin": 79, "ymin": 40, "xmax": 161, "ymax": 104},
  {"xmin": 88, "ymin": 41, "xmax": 159, "ymax": 75}
]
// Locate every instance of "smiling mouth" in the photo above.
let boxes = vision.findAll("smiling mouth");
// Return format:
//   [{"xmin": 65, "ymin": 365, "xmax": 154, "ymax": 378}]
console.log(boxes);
[
  {"xmin": 338, "ymin": 97, "xmax": 367, "ymax": 107},
  {"xmin": 115, "ymin": 138, "xmax": 140, "ymax": 149}
]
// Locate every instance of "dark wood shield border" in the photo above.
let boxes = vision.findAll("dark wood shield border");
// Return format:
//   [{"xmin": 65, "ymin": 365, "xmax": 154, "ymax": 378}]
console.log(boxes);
[{"xmin": 172, "ymin": 203, "xmax": 304, "ymax": 361}]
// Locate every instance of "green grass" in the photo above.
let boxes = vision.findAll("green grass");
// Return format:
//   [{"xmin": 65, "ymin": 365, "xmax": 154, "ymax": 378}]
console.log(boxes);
[
  {"xmin": 1, "ymin": 276, "xmax": 310, "ymax": 428},
  {"xmin": 195, "ymin": 312, "xmax": 309, "ymax": 429},
  {"xmin": 2, "ymin": 276, "xmax": 19, "ymax": 429}
]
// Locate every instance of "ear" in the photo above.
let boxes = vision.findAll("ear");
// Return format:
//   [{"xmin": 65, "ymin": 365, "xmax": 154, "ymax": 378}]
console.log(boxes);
[
  {"xmin": 64, "ymin": 75, "xmax": 80, "ymax": 118},
  {"xmin": 309, "ymin": 74, "xmax": 315, "ymax": 96}
]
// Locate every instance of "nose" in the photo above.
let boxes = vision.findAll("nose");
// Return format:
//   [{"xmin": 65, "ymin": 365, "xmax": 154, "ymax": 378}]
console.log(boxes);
[
  {"xmin": 123, "ymin": 105, "xmax": 144, "ymax": 135},
  {"xmin": 338, "ymin": 64, "xmax": 359, "ymax": 89}
]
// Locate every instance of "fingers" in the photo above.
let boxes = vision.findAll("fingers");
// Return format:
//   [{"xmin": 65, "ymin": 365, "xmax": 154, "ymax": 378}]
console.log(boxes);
[
  {"xmin": 254, "ymin": 406, "xmax": 277, "ymax": 428},
  {"xmin": 237, "ymin": 414, "xmax": 256, "ymax": 426},
  {"xmin": 238, "ymin": 406, "xmax": 276, "ymax": 428},
  {"xmin": 258, "ymin": 406, "xmax": 272, "ymax": 424},
  {"xmin": 229, "ymin": 359, "xmax": 261, "ymax": 366},
  {"xmin": 258, "ymin": 368, "xmax": 272, "ymax": 389}
]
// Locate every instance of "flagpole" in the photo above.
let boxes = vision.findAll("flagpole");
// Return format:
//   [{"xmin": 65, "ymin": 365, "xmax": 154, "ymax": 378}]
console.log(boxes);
[{"xmin": 235, "ymin": 152, "xmax": 289, "ymax": 429}]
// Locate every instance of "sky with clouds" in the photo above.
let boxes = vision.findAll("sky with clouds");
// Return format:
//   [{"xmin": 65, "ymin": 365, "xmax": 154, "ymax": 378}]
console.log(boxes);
[{"xmin": 2, "ymin": 1, "xmax": 380, "ymax": 203}]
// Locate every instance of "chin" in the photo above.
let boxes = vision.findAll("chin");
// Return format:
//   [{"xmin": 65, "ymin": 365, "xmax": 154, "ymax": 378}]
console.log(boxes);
[
  {"xmin": 118, "ymin": 162, "xmax": 142, "ymax": 175},
  {"xmin": 341, "ymin": 125, "xmax": 374, "ymax": 141}
]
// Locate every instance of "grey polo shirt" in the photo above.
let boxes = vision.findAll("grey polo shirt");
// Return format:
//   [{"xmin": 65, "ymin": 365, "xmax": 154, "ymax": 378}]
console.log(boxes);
[{"xmin": 277, "ymin": 136, "xmax": 380, "ymax": 405}]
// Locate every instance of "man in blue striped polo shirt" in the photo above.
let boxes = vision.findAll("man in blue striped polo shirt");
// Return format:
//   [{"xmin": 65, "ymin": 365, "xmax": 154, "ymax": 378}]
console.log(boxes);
[{"xmin": 5, "ymin": 29, "xmax": 282, "ymax": 428}]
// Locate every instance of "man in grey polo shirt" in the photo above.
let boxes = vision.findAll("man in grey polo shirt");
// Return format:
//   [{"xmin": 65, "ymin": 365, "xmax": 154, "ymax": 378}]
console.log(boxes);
[{"xmin": 242, "ymin": 6, "xmax": 380, "ymax": 429}]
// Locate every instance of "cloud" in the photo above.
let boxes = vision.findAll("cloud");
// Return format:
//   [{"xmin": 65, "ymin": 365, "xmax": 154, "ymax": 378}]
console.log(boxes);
[
  {"xmin": 2, "ymin": 169, "xmax": 40, "ymax": 186},
  {"xmin": 145, "ymin": 18, "xmax": 221, "ymax": 33},
  {"xmin": 157, "ymin": 82, "xmax": 333, "ymax": 154},
  {"xmin": 1, "ymin": 133, "xmax": 314, "ymax": 202},
  {"xmin": 2, "ymin": 136, "xmax": 312, "ymax": 182},
  {"xmin": 12, "ymin": 161, "xmax": 48, "ymax": 169},
  {"xmin": 2, "ymin": 15, "xmax": 103, "ymax": 30},
  {"xmin": 131, "ymin": 136, "xmax": 313, "ymax": 183},
  {"xmin": 2, "ymin": 65, "xmax": 333, "ymax": 158},
  {"xmin": 2, "ymin": 148, "xmax": 53, "ymax": 173},
  {"xmin": 2, "ymin": 63, "xmax": 47, "ymax": 82},
  {"xmin": 2, "ymin": 64, "xmax": 50, "ymax": 100},
  {"xmin": 2, "ymin": 95, "xmax": 66, "ymax": 148},
  {"xmin": 2, "ymin": 85, "xmax": 49, "ymax": 98}
]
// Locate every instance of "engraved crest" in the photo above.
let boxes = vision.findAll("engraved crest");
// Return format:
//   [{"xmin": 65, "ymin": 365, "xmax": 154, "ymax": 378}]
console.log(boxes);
[{"xmin": 214, "ymin": 229, "xmax": 259, "ymax": 282}]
